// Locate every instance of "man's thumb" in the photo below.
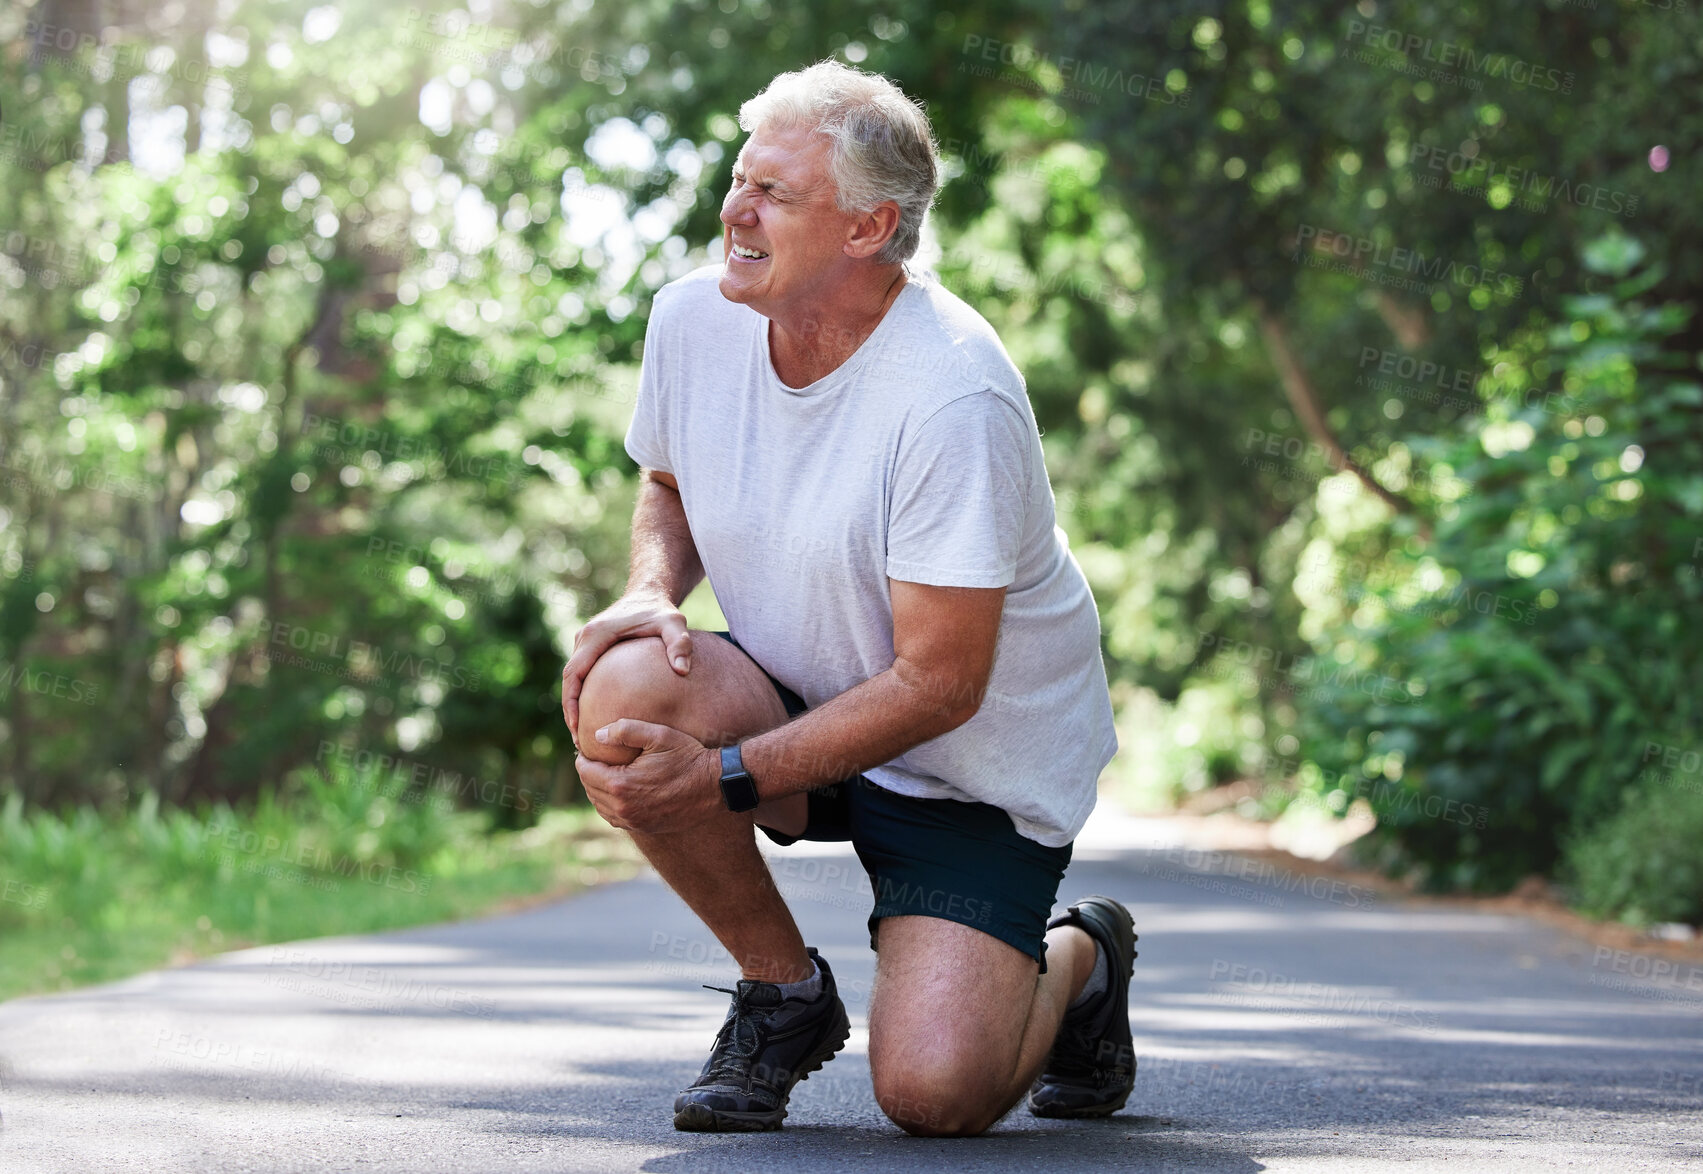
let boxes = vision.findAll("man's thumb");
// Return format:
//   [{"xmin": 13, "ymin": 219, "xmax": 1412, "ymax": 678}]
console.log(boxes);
[
  {"xmin": 593, "ymin": 718, "xmax": 668, "ymax": 750},
  {"xmin": 662, "ymin": 622, "xmax": 693, "ymax": 675}
]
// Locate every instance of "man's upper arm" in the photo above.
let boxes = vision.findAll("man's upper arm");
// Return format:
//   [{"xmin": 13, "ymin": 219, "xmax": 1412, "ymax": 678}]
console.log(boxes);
[
  {"xmin": 889, "ymin": 578, "xmax": 1005, "ymax": 726},
  {"xmin": 646, "ymin": 468, "xmax": 679, "ymax": 491}
]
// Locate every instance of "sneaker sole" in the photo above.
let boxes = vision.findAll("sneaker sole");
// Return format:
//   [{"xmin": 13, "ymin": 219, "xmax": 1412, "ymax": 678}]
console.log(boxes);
[
  {"xmin": 1021, "ymin": 1083, "xmax": 1130, "ymax": 1110},
  {"xmin": 672, "ymin": 1005, "xmax": 851, "ymax": 1132}
]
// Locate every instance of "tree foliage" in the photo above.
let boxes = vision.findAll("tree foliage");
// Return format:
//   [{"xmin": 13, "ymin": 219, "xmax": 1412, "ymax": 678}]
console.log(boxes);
[{"xmin": 2, "ymin": 0, "xmax": 1699, "ymax": 910}]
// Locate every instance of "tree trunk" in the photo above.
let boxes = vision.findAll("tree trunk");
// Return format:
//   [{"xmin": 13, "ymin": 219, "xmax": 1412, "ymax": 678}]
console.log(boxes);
[{"xmin": 1253, "ymin": 298, "xmax": 1430, "ymax": 537}]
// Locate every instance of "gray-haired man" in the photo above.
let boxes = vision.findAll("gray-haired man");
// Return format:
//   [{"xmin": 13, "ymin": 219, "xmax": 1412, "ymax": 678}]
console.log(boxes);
[{"xmin": 562, "ymin": 60, "xmax": 1135, "ymax": 1137}]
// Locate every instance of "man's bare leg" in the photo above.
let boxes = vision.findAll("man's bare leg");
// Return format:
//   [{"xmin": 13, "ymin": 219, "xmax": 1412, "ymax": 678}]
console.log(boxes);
[
  {"xmin": 577, "ymin": 631, "xmax": 812, "ymax": 984},
  {"xmin": 866, "ymin": 916, "xmax": 1099, "ymax": 1136}
]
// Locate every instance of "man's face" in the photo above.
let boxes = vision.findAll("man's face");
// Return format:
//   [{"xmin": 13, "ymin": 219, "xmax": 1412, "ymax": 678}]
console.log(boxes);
[{"xmin": 718, "ymin": 123, "xmax": 860, "ymax": 315}]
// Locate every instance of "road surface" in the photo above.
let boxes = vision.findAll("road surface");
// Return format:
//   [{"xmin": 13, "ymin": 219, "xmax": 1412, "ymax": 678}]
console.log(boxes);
[{"xmin": 2, "ymin": 810, "xmax": 1699, "ymax": 1172}]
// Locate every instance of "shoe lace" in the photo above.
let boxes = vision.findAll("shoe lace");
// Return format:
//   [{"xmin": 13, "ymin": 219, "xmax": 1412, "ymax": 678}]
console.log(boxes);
[{"xmin": 701, "ymin": 984, "xmax": 768, "ymax": 1082}]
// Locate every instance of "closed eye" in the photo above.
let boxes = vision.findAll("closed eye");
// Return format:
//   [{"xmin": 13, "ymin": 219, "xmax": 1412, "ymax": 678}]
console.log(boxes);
[{"xmin": 731, "ymin": 169, "xmax": 778, "ymax": 196}]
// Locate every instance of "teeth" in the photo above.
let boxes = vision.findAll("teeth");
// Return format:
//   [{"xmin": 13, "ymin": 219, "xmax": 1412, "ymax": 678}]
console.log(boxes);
[{"xmin": 732, "ymin": 244, "xmax": 769, "ymax": 259}]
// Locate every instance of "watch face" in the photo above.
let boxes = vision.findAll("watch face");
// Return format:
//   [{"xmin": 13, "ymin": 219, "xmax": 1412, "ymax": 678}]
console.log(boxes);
[{"xmin": 721, "ymin": 772, "xmax": 760, "ymax": 813}]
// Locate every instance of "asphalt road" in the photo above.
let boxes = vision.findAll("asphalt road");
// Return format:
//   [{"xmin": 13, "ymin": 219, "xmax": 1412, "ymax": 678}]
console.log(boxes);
[{"xmin": 2, "ymin": 811, "xmax": 1700, "ymax": 1173}]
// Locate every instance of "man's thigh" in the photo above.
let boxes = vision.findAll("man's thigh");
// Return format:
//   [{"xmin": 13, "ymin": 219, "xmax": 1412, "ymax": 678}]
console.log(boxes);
[{"xmin": 866, "ymin": 915, "xmax": 1040, "ymax": 1114}]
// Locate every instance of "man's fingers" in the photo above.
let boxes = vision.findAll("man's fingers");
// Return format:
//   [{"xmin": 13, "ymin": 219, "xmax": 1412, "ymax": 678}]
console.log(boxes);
[
  {"xmin": 574, "ymin": 756, "xmax": 625, "ymax": 827},
  {"xmin": 660, "ymin": 615, "xmax": 693, "ymax": 675},
  {"xmin": 592, "ymin": 717, "xmax": 677, "ymax": 752},
  {"xmin": 563, "ymin": 685, "xmax": 579, "ymax": 744},
  {"xmin": 561, "ymin": 630, "xmax": 618, "ymax": 739}
]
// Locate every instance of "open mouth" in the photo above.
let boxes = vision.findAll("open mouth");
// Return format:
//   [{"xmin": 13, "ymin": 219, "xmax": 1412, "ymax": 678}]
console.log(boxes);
[{"xmin": 730, "ymin": 243, "xmax": 770, "ymax": 261}]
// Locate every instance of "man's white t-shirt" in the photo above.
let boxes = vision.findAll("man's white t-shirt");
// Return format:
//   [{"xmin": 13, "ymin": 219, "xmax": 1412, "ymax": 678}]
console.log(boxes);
[{"xmin": 623, "ymin": 264, "xmax": 1118, "ymax": 847}]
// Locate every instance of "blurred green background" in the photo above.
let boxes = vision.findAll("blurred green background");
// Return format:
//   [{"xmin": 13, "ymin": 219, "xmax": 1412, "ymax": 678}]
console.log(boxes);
[{"xmin": 2, "ymin": 0, "xmax": 1700, "ymax": 997}]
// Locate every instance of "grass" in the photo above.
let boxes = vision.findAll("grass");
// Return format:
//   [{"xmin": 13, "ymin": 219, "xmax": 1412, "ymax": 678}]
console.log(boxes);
[{"xmin": 0, "ymin": 767, "xmax": 638, "ymax": 1004}]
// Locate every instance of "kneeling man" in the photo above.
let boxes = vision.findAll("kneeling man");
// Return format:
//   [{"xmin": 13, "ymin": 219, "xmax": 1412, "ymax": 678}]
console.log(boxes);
[{"xmin": 563, "ymin": 60, "xmax": 1134, "ymax": 1137}]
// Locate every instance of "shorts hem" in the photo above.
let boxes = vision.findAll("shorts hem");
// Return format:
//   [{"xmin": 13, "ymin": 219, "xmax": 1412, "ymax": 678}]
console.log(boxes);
[{"xmin": 867, "ymin": 908, "xmax": 1052, "ymax": 972}]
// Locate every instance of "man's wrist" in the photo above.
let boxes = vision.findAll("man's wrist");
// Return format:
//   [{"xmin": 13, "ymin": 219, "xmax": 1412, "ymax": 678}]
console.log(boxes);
[
  {"xmin": 701, "ymin": 745, "xmax": 727, "ymax": 812},
  {"xmin": 716, "ymin": 744, "xmax": 762, "ymax": 813},
  {"xmin": 623, "ymin": 584, "xmax": 676, "ymax": 607}
]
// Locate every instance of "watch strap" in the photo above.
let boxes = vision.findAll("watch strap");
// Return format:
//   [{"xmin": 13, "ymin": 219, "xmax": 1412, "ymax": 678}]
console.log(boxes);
[{"xmin": 719, "ymin": 744, "xmax": 761, "ymax": 813}]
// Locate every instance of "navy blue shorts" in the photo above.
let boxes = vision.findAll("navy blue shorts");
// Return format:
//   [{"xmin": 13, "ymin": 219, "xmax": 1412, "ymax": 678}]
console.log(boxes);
[{"xmin": 711, "ymin": 631, "xmax": 1072, "ymax": 971}]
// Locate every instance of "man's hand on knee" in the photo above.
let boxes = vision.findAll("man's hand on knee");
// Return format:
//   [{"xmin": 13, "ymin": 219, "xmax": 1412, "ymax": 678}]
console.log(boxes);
[
  {"xmin": 575, "ymin": 718, "xmax": 727, "ymax": 834},
  {"xmin": 561, "ymin": 594, "xmax": 694, "ymax": 745}
]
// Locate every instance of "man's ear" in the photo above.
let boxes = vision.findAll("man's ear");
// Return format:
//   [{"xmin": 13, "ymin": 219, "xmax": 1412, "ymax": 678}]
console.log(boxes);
[{"xmin": 843, "ymin": 200, "xmax": 902, "ymax": 260}]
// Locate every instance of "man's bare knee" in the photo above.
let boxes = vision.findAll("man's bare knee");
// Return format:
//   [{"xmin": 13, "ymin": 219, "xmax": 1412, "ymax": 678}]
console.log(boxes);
[
  {"xmin": 872, "ymin": 1065, "xmax": 1006, "ymax": 1138},
  {"xmin": 579, "ymin": 637, "xmax": 685, "ymax": 765}
]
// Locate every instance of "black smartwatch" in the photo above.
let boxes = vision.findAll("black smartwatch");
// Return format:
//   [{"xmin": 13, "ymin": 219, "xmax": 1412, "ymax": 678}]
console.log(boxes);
[{"xmin": 719, "ymin": 744, "xmax": 761, "ymax": 813}]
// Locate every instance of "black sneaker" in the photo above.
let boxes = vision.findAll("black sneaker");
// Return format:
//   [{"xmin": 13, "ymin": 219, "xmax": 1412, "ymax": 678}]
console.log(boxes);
[
  {"xmin": 672, "ymin": 947, "xmax": 850, "ymax": 1132},
  {"xmin": 1028, "ymin": 895, "xmax": 1138, "ymax": 1118}
]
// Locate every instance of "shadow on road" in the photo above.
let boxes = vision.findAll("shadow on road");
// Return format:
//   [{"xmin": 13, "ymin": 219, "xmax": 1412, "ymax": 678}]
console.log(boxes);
[{"xmin": 1, "ymin": 844, "xmax": 1700, "ymax": 1171}]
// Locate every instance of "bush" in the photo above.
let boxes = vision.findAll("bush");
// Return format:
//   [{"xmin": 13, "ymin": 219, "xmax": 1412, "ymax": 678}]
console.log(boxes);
[
  {"xmin": 0, "ymin": 786, "xmax": 634, "ymax": 1003},
  {"xmin": 1565, "ymin": 781, "xmax": 1703, "ymax": 926},
  {"xmin": 1296, "ymin": 238, "xmax": 1703, "ymax": 892}
]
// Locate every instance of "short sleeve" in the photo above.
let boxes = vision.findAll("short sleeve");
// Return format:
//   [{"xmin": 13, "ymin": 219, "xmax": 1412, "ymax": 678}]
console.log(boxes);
[
  {"xmin": 886, "ymin": 393, "xmax": 1032, "ymax": 588},
  {"xmin": 624, "ymin": 309, "xmax": 673, "ymax": 473}
]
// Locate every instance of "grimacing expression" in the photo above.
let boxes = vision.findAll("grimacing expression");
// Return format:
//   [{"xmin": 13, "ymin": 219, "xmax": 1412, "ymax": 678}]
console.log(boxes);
[{"xmin": 718, "ymin": 123, "xmax": 868, "ymax": 313}]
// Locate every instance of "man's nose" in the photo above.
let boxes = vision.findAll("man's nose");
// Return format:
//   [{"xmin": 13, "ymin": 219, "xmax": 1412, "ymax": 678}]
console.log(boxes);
[{"xmin": 721, "ymin": 186, "xmax": 755, "ymax": 226}]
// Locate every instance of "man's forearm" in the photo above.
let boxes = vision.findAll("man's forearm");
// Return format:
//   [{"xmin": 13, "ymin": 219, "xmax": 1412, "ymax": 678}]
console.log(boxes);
[
  {"xmin": 627, "ymin": 472, "xmax": 705, "ymax": 605},
  {"xmin": 738, "ymin": 662, "xmax": 980, "ymax": 800}
]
